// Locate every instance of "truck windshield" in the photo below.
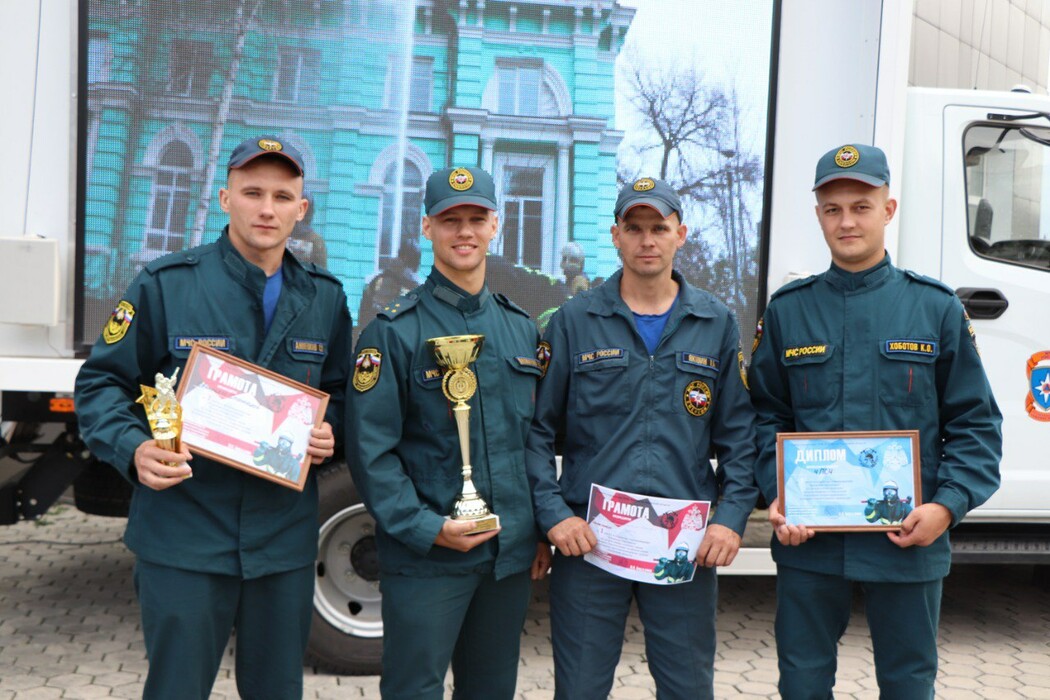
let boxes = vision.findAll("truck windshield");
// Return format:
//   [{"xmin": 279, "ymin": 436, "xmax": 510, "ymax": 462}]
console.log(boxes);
[{"xmin": 964, "ymin": 123, "xmax": 1050, "ymax": 271}]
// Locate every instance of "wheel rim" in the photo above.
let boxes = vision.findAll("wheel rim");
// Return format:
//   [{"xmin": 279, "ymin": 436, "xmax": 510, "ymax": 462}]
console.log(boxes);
[{"xmin": 314, "ymin": 503, "xmax": 383, "ymax": 639}]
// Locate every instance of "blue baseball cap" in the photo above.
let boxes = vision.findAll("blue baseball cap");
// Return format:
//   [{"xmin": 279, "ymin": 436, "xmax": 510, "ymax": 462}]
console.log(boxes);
[
  {"xmin": 813, "ymin": 144, "xmax": 889, "ymax": 190},
  {"xmin": 424, "ymin": 167, "xmax": 498, "ymax": 216},
  {"xmin": 228, "ymin": 136, "xmax": 304, "ymax": 176},
  {"xmin": 614, "ymin": 177, "xmax": 683, "ymax": 220}
]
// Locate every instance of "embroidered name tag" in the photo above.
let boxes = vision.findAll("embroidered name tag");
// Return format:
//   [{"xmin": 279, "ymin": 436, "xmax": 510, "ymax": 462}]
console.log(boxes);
[
  {"xmin": 172, "ymin": 336, "xmax": 231, "ymax": 351},
  {"xmin": 784, "ymin": 344, "xmax": 828, "ymax": 359},
  {"xmin": 680, "ymin": 353, "xmax": 720, "ymax": 372},
  {"xmin": 576, "ymin": 348, "xmax": 625, "ymax": 365},
  {"xmin": 884, "ymin": 340, "xmax": 937, "ymax": 356},
  {"xmin": 516, "ymin": 357, "xmax": 543, "ymax": 370},
  {"xmin": 291, "ymin": 339, "xmax": 326, "ymax": 355},
  {"xmin": 420, "ymin": 367, "xmax": 443, "ymax": 383}
]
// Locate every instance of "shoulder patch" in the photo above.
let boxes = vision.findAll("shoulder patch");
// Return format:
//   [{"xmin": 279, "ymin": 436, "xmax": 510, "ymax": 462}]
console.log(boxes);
[
  {"xmin": 536, "ymin": 341, "xmax": 552, "ymax": 378},
  {"xmin": 102, "ymin": 300, "xmax": 135, "ymax": 344},
  {"xmin": 494, "ymin": 292, "xmax": 531, "ymax": 318},
  {"xmin": 352, "ymin": 348, "xmax": 383, "ymax": 392},
  {"xmin": 144, "ymin": 248, "xmax": 205, "ymax": 274},
  {"xmin": 902, "ymin": 270, "xmax": 954, "ymax": 295},
  {"xmin": 377, "ymin": 293, "xmax": 419, "ymax": 320},
  {"xmin": 769, "ymin": 275, "xmax": 819, "ymax": 300}
]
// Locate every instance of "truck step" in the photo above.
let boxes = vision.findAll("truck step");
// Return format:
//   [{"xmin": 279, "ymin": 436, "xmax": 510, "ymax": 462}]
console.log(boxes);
[{"xmin": 951, "ymin": 534, "xmax": 1050, "ymax": 564}]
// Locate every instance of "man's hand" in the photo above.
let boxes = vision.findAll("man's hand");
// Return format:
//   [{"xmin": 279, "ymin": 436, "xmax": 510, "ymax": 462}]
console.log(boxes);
[
  {"xmin": 696, "ymin": 523, "xmax": 741, "ymax": 567},
  {"xmin": 886, "ymin": 503, "xmax": 952, "ymax": 548},
  {"xmin": 546, "ymin": 516, "xmax": 598, "ymax": 556},
  {"xmin": 306, "ymin": 422, "xmax": 336, "ymax": 465},
  {"xmin": 433, "ymin": 519, "xmax": 500, "ymax": 552},
  {"xmin": 531, "ymin": 543, "xmax": 552, "ymax": 580},
  {"xmin": 768, "ymin": 497, "xmax": 815, "ymax": 546},
  {"xmin": 134, "ymin": 439, "xmax": 192, "ymax": 491}
]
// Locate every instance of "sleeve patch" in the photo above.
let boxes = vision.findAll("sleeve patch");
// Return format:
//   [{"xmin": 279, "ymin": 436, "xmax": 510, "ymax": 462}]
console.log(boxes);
[
  {"xmin": 352, "ymin": 348, "xmax": 383, "ymax": 392},
  {"xmin": 103, "ymin": 301, "xmax": 135, "ymax": 344}
]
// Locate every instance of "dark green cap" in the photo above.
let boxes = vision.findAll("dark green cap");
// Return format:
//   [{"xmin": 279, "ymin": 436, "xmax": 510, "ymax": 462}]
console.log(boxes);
[
  {"xmin": 614, "ymin": 177, "xmax": 683, "ymax": 220},
  {"xmin": 228, "ymin": 136, "xmax": 304, "ymax": 176},
  {"xmin": 813, "ymin": 144, "xmax": 889, "ymax": 190},
  {"xmin": 425, "ymin": 167, "xmax": 497, "ymax": 216}
]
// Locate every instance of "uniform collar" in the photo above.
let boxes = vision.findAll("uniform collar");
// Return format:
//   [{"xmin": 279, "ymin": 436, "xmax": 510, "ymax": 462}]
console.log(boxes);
[
  {"xmin": 425, "ymin": 268, "xmax": 491, "ymax": 313},
  {"xmin": 217, "ymin": 227, "xmax": 312, "ymax": 297},
  {"xmin": 588, "ymin": 269, "xmax": 717, "ymax": 319},
  {"xmin": 824, "ymin": 253, "xmax": 893, "ymax": 292}
]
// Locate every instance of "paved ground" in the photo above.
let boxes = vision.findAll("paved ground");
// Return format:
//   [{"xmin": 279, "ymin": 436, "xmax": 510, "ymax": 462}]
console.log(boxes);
[{"xmin": 2, "ymin": 505, "xmax": 1050, "ymax": 699}]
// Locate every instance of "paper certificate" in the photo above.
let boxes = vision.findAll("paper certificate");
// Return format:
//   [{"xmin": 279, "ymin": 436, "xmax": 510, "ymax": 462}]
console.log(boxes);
[
  {"xmin": 777, "ymin": 430, "xmax": 921, "ymax": 531},
  {"xmin": 584, "ymin": 484, "xmax": 711, "ymax": 585},
  {"xmin": 177, "ymin": 344, "xmax": 329, "ymax": 491}
]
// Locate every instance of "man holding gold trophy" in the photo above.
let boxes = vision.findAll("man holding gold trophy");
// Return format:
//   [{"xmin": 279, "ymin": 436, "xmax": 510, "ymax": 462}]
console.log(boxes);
[
  {"xmin": 349, "ymin": 166, "xmax": 549, "ymax": 699},
  {"xmin": 75, "ymin": 136, "xmax": 352, "ymax": 699}
]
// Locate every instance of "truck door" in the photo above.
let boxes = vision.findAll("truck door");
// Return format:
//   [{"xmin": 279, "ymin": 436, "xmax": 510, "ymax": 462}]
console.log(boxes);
[{"xmin": 942, "ymin": 105, "xmax": 1050, "ymax": 515}]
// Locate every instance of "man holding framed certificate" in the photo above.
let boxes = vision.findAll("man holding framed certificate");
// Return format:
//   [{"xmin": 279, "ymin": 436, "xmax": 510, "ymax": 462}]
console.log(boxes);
[
  {"xmin": 75, "ymin": 136, "xmax": 352, "ymax": 699},
  {"xmin": 748, "ymin": 144, "xmax": 1003, "ymax": 699}
]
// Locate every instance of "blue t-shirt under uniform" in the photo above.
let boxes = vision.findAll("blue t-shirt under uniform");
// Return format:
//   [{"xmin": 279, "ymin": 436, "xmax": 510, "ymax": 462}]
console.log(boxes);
[
  {"xmin": 633, "ymin": 295, "xmax": 678, "ymax": 354},
  {"xmin": 262, "ymin": 267, "xmax": 283, "ymax": 334}
]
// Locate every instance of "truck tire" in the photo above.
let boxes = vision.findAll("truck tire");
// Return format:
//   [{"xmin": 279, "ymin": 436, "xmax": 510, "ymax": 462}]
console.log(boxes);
[
  {"xmin": 73, "ymin": 458, "xmax": 132, "ymax": 517},
  {"xmin": 305, "ymin": 462, "xmax": 383, "ymax": 675}
]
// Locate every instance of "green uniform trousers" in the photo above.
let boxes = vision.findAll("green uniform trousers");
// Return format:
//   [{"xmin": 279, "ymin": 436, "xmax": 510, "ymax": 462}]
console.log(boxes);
[
  {"xmin": 133, "ymin": 560, "xmax": 314, "ymax": 700},
  {"xmin": 550, "ymin": 552, "xmax": 717, "ymax": 700},
  {"xmin": 378, "ymin": 570, "xmax": 532, "ymax": 700},
  {"xmin": 775, "ymin": 565, "xmax": 941, "ymax": 700}
]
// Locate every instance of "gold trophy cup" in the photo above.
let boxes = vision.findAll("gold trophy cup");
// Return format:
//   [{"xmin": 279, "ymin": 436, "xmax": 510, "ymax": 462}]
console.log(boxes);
[
  {"xmin": 136, "ymin": 368, "xmax": 183, "ymax": 453},
  {"xmin": 427, "ymin": 334, "xmax": 500, "ymax": 534}
]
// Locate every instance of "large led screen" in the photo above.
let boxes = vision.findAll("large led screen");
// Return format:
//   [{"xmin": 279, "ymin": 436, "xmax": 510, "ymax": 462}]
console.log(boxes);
[{"xmin": 80, "ymin": 0, "xmax": 774, "ymax": 349}]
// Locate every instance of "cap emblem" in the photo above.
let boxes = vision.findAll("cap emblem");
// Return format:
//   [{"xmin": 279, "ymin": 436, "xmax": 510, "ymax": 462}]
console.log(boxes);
[
  {"xmin": 834, "ymin": 146, "xmax": 859, "ymax": 168},
  {"xmin": 258, "ymin": 138, "xmax": 283, "ymax": 152},
  {"xmin": 633, "ymin": 177, "xmax": 656, "ymax": 192},
  {"xmin": 449, "ymin": 168, "xmax": 474, "ymax": 191}
]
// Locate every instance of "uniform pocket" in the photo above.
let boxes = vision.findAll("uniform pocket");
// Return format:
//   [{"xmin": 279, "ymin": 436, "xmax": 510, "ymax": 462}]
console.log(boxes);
[
  {"xmin": 780, "ymin": 344, "xmax": 836, "ymax": 408},
  {"xmin": 410, "ymin": 363, "xmax": 455, "ymax": 434},
  {"xmin": 505, "ymin": 357, "xmax": 542, "ymax": 420},
  {"xmin": 573, "ymin": 351, "xmax": 630, "ymax": 416},
  {"xmin": 878, "ymin": 340, "xmax": 938, "ymax": 407}
]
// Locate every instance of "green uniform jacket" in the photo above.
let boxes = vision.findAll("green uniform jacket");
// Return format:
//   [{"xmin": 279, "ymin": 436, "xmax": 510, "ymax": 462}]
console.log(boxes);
[
  {"xmin": 348, "ymin": 270, "xmax": 540, "ymax": 579},
  {"xmin": 75, "ymin": 231, "xmax": 352, "ymax": 579},
  {"xmin": 748, "ymin": 257, "xmax": 1002, "ymax": 582},
  {"xmin": 526, "ymin": 270, "xmax": 759, "ymax": 536}
]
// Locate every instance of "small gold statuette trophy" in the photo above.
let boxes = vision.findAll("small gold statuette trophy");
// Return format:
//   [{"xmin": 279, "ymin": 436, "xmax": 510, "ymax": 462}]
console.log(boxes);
[
  {"xmin": 427, "ymin": 334, "xmax": 500, "ymax": 533},
  {"xmin": 135, "ymin": 368, "xmax": 183, "ymax": 453}
]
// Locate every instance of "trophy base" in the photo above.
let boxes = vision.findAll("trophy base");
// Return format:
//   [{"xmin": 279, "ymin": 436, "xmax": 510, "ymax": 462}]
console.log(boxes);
[{"xmin": 451, "ymin": 514, "xmax": 501, "ymax": 535}]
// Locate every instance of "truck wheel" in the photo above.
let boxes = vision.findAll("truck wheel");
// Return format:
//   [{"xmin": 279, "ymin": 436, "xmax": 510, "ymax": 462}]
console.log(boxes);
[
  {"xmin": 305, "ymin": 462, "xmax": 383, "ymax": 675},
  {"xmin": 73, "ymin": 457, "xmax": 131, "ymax": 517}
]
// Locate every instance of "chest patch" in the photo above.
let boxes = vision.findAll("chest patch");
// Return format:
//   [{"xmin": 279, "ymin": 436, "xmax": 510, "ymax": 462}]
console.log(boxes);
[
  {"xmin": 353, "ymin": 348, "xmax": 383, "ymax": 392},
  {"xmin": 290, "ymin": 339, "xmax": 326, "ymax": 356},
  {"xmin": 420, "ymin": 367, "xmax": 443, "ymax": 384},
  {"xmin": 884, "ymin": 340, "xmax": 937, "ymax": 356},
  {"xmin": 683, "ymin": 380, "xmax": 712, "ymax": 417},
  {"xmin": 172, "ymin": 336, "xmax": 231, "ymax": 352},
  {"xmin": 576, "ymin": 347, "xmax": 625, "ymax": 365},
  {"xmin": 680, "ymin": 353, "xmax": 720, "ymax": 372},
  {"xmin": 783, "ymin": 344, "xmax": 828, "ymax": 359}
]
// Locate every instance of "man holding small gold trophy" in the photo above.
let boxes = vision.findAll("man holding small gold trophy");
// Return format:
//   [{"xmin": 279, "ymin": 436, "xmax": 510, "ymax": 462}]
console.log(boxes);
[{"xmin": 349, "ymin": 166, "xmax": 549, "ymax": 699}]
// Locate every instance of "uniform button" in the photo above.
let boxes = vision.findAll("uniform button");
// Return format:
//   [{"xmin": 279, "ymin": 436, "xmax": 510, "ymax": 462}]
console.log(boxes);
[{"xmin": 186, "ymin": 254, "xmax": 196, "ymax": 262}]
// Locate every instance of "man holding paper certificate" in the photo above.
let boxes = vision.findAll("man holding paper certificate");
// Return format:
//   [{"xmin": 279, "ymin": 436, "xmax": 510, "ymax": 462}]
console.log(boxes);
[
  {"xmin": 748, "ymin": 144, "xmax": 1003, "ymax": 699},
  {"xmin": 525, "ymin": 178, "xmax": 759, "ymax": 700},
  {"xmin": 75, "ymin": 136, "xmax": 352, "ymax": 699}
]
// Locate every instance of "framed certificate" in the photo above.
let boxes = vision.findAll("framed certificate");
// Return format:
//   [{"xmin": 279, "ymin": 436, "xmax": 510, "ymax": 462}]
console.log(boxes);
[
  {"xmin": 776, "ymin": 430, "xmax": 921, "ymax": 531},
  {"xmin": 177, "ymin": 344, "xmax": 329, "ymax": 491}
]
